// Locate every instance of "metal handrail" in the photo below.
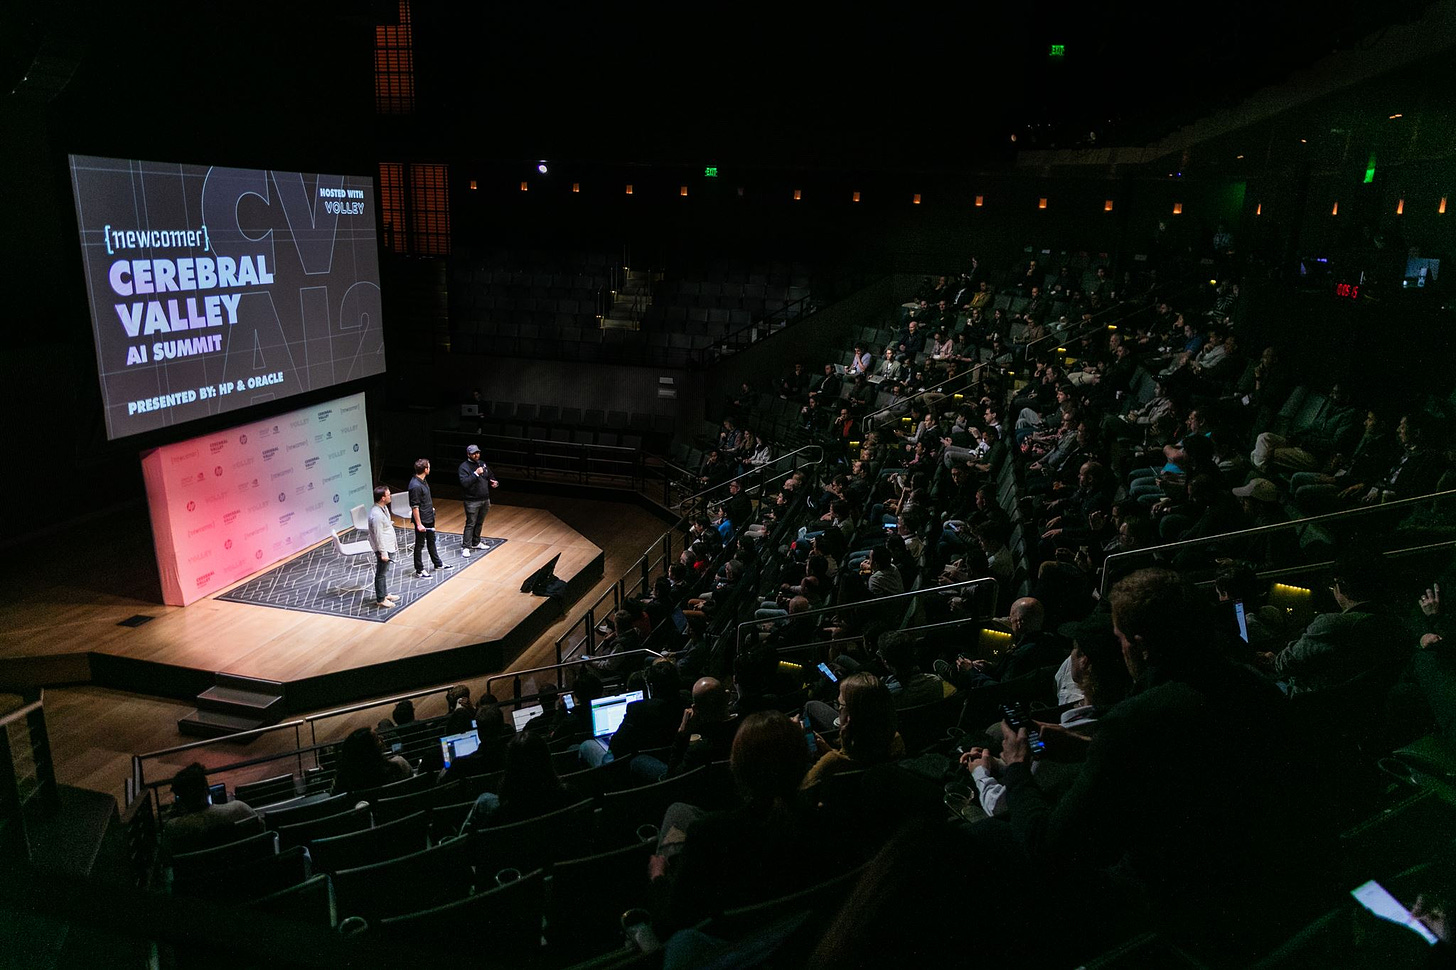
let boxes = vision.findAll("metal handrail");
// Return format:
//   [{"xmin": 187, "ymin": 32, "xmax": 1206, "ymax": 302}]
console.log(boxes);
[
  {"xmin": 1098, "ymin": 487, "xmax": 1456, "ymax": 596},
  {"xmin": 692, "ymin": 289, "xmax": 821, "ymax": 364},
  {"xmin": 554, "ymin": 447, "xmax": 829, "ymax": 667},
  {"xmin": 0, "ymin": 698, "xmax": 42, "ymax": 729},
  {"xmin": 484, "ymin": 648, "xmax": 667, "ymax": 703},
  {"xmin": 1188, "ymin": 538, "xmax": 1456, "ymax": 589},
  {"xmin": 863, "ymin": 362, "xmax": 992, "ymax": 427},
  {"xmin": 672, "ymin": 444, "xmax": 825, "ymax": 510},
  {"xmin": 734, "ymin": 576, "xmax": 999, "ymax": 652},
  {"xmin": 305, "ymin": 683, "xmax": 467, "ymax": 749}
]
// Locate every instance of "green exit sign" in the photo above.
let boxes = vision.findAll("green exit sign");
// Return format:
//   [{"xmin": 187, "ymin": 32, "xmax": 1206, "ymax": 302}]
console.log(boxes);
[
  {"xmin": 1048, "ymin": 43, "xmax": 1065, "ymax": 58},
  {"xmin": 704, "ymin": 166, "xmax": 719, "ymax": 178}
]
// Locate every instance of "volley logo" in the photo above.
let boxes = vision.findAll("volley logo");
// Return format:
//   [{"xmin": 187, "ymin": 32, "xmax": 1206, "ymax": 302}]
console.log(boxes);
[
  {"xmin": 186, "ymin": 500, "xmax": 196, "ymax": 512},
  {"xmin": 277, "ymin": 492, "xmax": 286, "ymax": 502}
]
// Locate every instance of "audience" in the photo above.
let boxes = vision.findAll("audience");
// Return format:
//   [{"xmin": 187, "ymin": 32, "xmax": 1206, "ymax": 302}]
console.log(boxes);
[{"xmin": 162, "ymin": 762, "xmax": 258, "ymax": 857}]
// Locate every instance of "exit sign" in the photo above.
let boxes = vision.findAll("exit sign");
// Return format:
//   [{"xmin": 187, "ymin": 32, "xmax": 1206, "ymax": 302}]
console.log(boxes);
[
  {"xmin": 704, "ymin": 166, "xmax": 719, "ymax": 178},
  {"xmin": 1048, "ymin": 44, "xmax": 1065, "ymax": 58}
]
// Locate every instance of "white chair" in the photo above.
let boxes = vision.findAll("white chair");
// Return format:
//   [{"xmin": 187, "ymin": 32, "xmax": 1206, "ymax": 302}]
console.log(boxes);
[
  {"xmin": 328, "ymin": 529, "xmax": 376, "ymax": 595},
  {"xmin": 389, "ymin": 491, "xmax": 414, "ymax": 558},
  {"xmin": 348, "ymin": 504, "xmax": 371, "ymax": 535}
]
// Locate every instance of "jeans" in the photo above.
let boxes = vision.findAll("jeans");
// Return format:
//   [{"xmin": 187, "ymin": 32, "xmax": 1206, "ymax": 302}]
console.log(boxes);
[
  {"xmin": 462, "ymin": 500, "xmax": 489, "ymax": 548},
  {"xmin": 631, "ymin": 755, "xmax": 669, "ymax": 785},
  {"xmin": 374, "ymin": 556, "xmax": 391, "ymax": 602},
  {"xmin": 579, "ymin": 738, "xmax": 613, "ymax": 768},
  {"xmin": 414, "ymin": 526, "xmax": 443, "ymax": 572}
]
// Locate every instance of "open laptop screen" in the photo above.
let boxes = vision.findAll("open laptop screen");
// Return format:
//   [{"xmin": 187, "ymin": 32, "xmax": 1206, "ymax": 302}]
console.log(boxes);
[
  {"xmin": 589, "ymin": 690, "xmax": 644, "ymax": 739},
  {"xmin": 439, "ymin": 731, "xmax": 480, "ymax": 770},
  {"xmin": 511, "ymin": 705, "xmax": 544, "ymax": 732}
]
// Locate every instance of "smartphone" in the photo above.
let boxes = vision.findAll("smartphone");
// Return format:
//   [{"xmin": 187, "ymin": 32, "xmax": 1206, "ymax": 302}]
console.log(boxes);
[
  {"xmin": 801, "ymin": 706, "xmax": 818, "ymax": 755},
  {"xmin": 1000, "ymin": 702, "xmax": 1046, "ymax": 756},
  {"xmin": 1350, "ymin": 880, "xmax": 1439, "ymax": 945},
  {"xmin": 562, "ymin": 694, "xmax": 575, "ymax": 712},
  {"xmin": 817, "ymin": 662, "xmax": 838, "ymax": 684},
  {"xmin": 1233, "ymin": 600, "xmax": 1249, "ymax": 644},
  {"xmin": 207, "ymin": 782, "xmax": 227, "ymax": 805}
]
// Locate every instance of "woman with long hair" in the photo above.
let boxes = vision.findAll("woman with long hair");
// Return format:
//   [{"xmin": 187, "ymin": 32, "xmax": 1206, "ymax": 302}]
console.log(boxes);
[
  {"xmin": 464, "ymin": 731, "xmax": 573, "ymax": 830},
  {"xmin": 330, "ymin": 726, "xmax": 411, "ymax": 795},
  {"xmin": 801, "ymin": 672, "xmax": 902, "ymax": 789}
]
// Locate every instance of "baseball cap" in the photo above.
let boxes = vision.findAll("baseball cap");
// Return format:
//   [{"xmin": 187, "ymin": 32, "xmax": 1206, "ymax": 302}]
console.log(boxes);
[
  {"xmin": 466, "ymin": 444, "xmax": 480, "ymax": 455},
  {"xmin": 1231, "ymin": 478, "xmax": 1278, "ymax": 503}
]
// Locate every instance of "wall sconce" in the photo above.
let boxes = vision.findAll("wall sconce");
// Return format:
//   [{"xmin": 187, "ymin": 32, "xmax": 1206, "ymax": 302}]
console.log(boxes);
[
  {"xmin": 1172, "ymin": 202, "xmax": 1183, "ymax": 215},
  {"xmin": 1331, "ymin": 201, "xmax": 1339, "ymax": 216},
  {"xmin": 852, "ymin": 191, "xmax": 861, "ymax": 202},
  {"xmin": 679, "ymin": 186, "xmax": 688, "ymax": 197},
  {"xmin": 793, "ymin": 189, "xmax": 802, "ymax": 200},
  {"xmin": 912, "ymin": 193, "xmax": 921, "ymax": 205},
  {"xmin": 1037, "ymin": 198, "xmax": 1048, "ymax": 210},
  {"xmin": 625, "ymin": 184, "xmax": 633, "ymax": 195},
  {"xmin": 469, "ymin": 180, "xmax": 478, "ymax": 191},
  {"xmin": 974, "ymin": 195, "xmax": 984, "ymax": 207},
  {"xmin": 1396, "ymin": 198, "xmax": 1404, "ymax": 215},
  {"xmin": 1103, "ymin": 199, "xmax": 1114, "ymax": 212},
  {"xmin": 519, "ymin": 181, "xmax": 528, "ymax": 192}
]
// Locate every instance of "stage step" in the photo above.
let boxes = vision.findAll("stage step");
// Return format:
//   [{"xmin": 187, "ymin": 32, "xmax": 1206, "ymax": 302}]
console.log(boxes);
[
  {"xmin": 196, "ymin": 685, "xmax": 285, "ymax": 717},
  {"xmin": 179, "ymin": 674, "xmax": 286, "ymax": 739},
  {"xmin": 176, "ymin": 709, "xmax": 274, "ymax": 740}
]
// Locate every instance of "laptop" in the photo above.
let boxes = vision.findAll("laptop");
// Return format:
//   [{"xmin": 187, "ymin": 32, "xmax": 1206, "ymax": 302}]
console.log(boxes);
[
  {"xmin": 461, "ymin": 404, "xmax": 481, "ymax": 417},
  {"xmin": 588, "ymin": 690, "xmax": 644, "ymax": 741},
  {"xmin": 439, "ymin": 730, "xmax": 481, "ymax": 770},
  {"xmin": 511, "ymin": 704, "xmax": 545, "ymax": 732}
]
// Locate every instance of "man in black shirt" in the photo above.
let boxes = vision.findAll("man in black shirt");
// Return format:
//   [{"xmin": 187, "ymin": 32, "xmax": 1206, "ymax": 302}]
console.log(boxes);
[
  {"xmin": 408, "ymin": 458, "xmax": 450, "ymax": 578},
  {"xmin": 457, "ymin": 444, "xmax": 498, "ymax": 558}
]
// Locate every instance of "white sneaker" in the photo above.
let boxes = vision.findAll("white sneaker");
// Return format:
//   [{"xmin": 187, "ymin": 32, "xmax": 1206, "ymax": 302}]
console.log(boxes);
[
  {"xmin": 374, "ymin": 600, "xmax": 394, "ymax": 608},
  {"xmin": 461, "ymin": 547, "xmax": 471, "ymax": 557},
  {"xmin": 472, "ymin": 542, "xmax": 486, "ymax": 550},
  {"xmin": 383, "ymin": 594, "xmax": 399, "ymax": 602},
  {"xmin": 417, "ymin": 570, "xmax": 432, "ymax": 579}
]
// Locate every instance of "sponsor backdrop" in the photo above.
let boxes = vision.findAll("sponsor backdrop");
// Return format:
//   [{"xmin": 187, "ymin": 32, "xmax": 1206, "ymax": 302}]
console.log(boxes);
[
  {"xmin": 68, "ymin": 154, "xmax": 386, "ymax": 440},
  {"xmin": 141, "ymin": 392, "xmax": 372, "ymax": 606}
]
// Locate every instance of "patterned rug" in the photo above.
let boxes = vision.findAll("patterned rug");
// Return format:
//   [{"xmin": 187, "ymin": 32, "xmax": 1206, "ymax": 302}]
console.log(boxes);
[{"xmin": 216, "ymin": 527, "xmax": 507, "ymax": 622}]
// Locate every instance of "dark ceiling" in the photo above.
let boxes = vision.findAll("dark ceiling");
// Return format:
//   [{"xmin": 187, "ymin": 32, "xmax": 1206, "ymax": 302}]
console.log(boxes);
[{"xmin": 2, "ymin": 0, "xmax": 1446, "ymax": 175}]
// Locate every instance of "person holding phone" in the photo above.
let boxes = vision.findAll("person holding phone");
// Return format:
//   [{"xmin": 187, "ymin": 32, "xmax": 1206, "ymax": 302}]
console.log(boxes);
[{"xmin": 799, "ymin": 672, "xmax": 902, "ymax": 789}]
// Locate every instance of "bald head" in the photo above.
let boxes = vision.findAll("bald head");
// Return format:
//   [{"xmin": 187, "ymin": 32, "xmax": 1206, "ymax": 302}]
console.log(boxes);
[
  {"xmin": 1009, "ymin": 597, "xmax": 1045, "ymax": 636},
  {"xmin": 692, "ymin": 677, "xmax": 729, "ymax": 721}
]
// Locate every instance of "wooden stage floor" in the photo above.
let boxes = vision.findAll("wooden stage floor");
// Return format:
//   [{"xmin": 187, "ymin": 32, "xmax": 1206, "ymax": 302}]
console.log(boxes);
[{"xmin": 0, "ymin": 501, "xmax": 603, "ymax": 711}]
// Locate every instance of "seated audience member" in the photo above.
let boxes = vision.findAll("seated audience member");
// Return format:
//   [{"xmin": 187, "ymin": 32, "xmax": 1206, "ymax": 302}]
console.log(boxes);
[
  {"xmin": 605, "ymin": 661, "xmax": 687, "ymax": 759},
  {"xmin": 162, "ymin": 762, "xmax": 258, "ymax": 857},
  {"xmin": 995, "ymin": 568, "xmax": 1307, "ymax": 948},
  {"xmin": 1249, "ymin": 382, "xmax": 1362, "ymax": 473},
  {"xmin": 1263, "ymin": 548, "xmax": 1412, "ymax": 695},
  {"xmin": 1288, "ymin": 409, "xmax": 1396, "ymax": 514},
  {"xmin": 801, "ymin": 672, "xmax": 903, "ymax": 787},
  {"xmin": 442, "ymin": 703, "xmax": 511, "ymax": 783},
  {"xmin": 651, "ymin": 711, "xmax": 834, "ymax": 932},
  {"xmin": 961, "ymin": 612, "xmax": 1132, "ymax": 816},
  {"xmin": 332, "ymin": 726, "xmax": 413, "ymax": 795},
  {"xmin": 464, "ymin": 732, "xmax": 575, "ymax": 830},
  {"xmin": 877, "ymin": 631, "xmax": 950, "ymax": 709},
  {"xmin": 632, "ymin": 676, "xmax": 740, "ymax": 783},
  {"xmin": 936, "ymin": 597, "xmax": 1066, "ymax": 690},
  {"xmin": 542, "ymin": 669, "xmax": 602, "ymax": 745}
]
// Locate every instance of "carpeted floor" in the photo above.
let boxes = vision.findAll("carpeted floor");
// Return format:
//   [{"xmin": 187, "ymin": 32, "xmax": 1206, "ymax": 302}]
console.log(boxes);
[{"xmin": 216, "ymin": 527, "xmax": 506, "ymax": 622}]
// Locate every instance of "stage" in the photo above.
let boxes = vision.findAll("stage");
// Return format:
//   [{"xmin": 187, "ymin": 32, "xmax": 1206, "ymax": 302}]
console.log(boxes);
[{"xmin": 0, "ymin": 501, "xmax": 603, "ymax": 713}]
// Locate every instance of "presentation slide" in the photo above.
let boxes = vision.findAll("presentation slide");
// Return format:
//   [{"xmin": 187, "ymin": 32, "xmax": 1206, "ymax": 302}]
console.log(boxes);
[
  {"xmin": 68, "ymin": 154, "xmax": 386, "ymax": 440},
  {"xmin": 140, "ymin": 391, "xmax": 372, "ymax": 606}
]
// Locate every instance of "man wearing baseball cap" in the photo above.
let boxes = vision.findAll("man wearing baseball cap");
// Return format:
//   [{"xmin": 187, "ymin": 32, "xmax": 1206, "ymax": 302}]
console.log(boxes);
[{"xmin": 458, "ymin": 445, "xmax": 499, "ymax": 558}]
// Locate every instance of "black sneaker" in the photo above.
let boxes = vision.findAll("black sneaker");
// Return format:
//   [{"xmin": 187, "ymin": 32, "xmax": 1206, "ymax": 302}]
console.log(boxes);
[{"xmin": 435, "ymin": 563, "xmax": 452, "ymax": 570}]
